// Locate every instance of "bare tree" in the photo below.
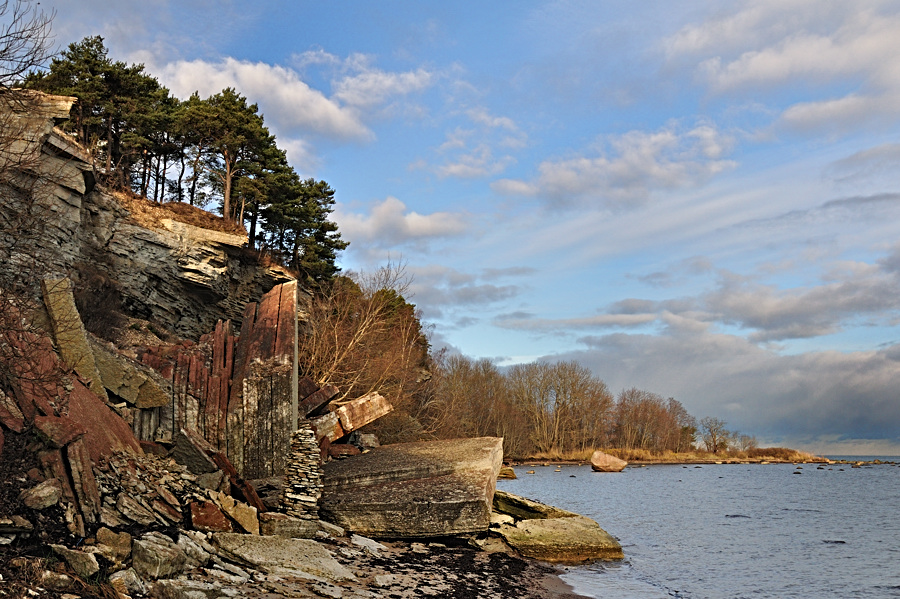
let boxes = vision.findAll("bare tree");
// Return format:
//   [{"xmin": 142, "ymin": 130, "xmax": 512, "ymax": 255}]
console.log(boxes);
[
  {"xmin": 699, "ymin": 416, "xmax": 730, "ymax": 453},
  {"xmin": 0, "ymin": 0, "xmax": 53, "ymax": 92},
  {"xmin": 296, "ymin": 261, "xmax": 430, "ymax": 442}
]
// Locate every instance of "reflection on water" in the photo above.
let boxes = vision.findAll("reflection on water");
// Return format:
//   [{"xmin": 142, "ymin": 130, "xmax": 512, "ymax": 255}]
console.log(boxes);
[{"xmin": 497, "ymin": 461, "xmax": 900, "ymax": 599}]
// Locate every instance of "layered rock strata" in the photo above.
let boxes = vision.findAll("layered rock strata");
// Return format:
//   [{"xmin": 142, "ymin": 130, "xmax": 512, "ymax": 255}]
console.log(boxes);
[
  {"xmin": 0, "ymin": 90, "xmax": 296, "ymax": 339},
  {"xmin": 320, "ymin": 437, "xmax": 503, "ymax": 538},
  {"xmin": 491, "ymin": 490, "xmax": 624, "ymax": 563}
]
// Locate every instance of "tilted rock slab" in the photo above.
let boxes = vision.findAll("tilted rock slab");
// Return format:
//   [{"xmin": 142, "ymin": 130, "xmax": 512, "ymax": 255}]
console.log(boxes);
[
  {"xmin": 320, "ymin": 437, "xmax": 503, "ymax": 538},
  {"xmin": 41, "ymin": 277, "xmax": 107, "ymax": 400},
  {"xmin": 89, "ymin": 337, "xmax": 170, "ymax": 409},
  {"xmin": 210, "ymin": 532, "xmax": 354, "ymax": 582},
  {"xmin": 495, "ymin": 515, "xmax": 624, "ymax": 563},
  {"xmin": 492, "ymin": 490, "xmax": 623, "ymax": 563}
]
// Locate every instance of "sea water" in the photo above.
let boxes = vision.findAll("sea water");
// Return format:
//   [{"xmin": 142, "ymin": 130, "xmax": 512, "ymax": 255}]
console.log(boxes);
[{"xmin": 497, "ymin": 460, "xmax": 900, "ymax": 598}]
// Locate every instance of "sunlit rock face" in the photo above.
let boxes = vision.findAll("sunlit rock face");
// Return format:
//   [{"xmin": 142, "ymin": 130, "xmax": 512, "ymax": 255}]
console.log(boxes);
[
  {"xmin": 319, "ymin": 437, "xmax": 504, "ymax": 538},
  {"xmin": 0, "ymin": 91, "xmax": 295, "ymax": 339}
]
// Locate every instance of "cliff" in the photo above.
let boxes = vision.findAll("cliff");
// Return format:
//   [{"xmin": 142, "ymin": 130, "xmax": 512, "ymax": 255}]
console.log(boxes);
[{"xmin": 0, "ymin": 91, "xmax": 295, "ymax": 340}]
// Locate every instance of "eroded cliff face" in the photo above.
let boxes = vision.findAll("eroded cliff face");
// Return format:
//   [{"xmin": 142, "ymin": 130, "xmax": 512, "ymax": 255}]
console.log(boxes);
[{"xmin": 0, "ymin": 91, "xmax": 296, "ymax": 339}]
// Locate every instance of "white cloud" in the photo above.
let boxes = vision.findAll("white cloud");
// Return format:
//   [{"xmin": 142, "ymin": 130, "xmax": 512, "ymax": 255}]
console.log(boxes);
[
  {"xmin": 435, "ymin": 145, "xmax": 516, "ymax": 179},
  {"xmin": 494, "ymin": 312, "xmax": 658, "ymax": 332},
  {"xmin": 333, "ymin": 68, "xmax": 433, "ymax": 108},
  {"xmin": 157, "ymin": 58, "xmax": 371, "ymax": 140},
  {"xmin": 333, "ymin": 197, "xmax": 470, "ymax": 249},
  {"xmin": 493, "ymin": 123, "xmax": 736, "ymax": 208},
  {"xmin": 406, "ymin": 264, "xmax": 527, "ymax": 319},
  {"xmin": 666, "ymin": 3, "xmax": 900, "ymax": 133},
  {"xmin": 416, "ymin": 107, "xmax": 526, "ymax": 180}
]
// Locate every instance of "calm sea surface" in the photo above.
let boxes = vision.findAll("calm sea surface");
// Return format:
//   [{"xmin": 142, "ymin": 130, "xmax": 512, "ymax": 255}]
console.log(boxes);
[{"xmin": 496, "ymin": 459, "xmax": 900, "ymax": 599}]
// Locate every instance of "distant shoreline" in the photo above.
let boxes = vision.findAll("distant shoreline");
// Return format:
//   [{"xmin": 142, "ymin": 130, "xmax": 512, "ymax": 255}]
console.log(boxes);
[{"xmin": 508, "ymin": 457, "xmax": 898, "ymax": 467}]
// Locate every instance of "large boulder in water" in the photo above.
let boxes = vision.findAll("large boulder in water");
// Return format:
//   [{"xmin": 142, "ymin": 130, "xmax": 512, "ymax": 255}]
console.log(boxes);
[
  {"xmin": 590, "ymin": 450, "xmax": 627, "ymax": 472},
  {"xmin": 320, "ymin": 437, "xmax": 503, "ymax": 538}
]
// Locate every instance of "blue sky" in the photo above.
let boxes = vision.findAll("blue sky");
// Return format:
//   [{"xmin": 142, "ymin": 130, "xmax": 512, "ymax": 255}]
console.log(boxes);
[{"xmin": 48, "ymin": 0, "xmax": 900, "ymax": 454}]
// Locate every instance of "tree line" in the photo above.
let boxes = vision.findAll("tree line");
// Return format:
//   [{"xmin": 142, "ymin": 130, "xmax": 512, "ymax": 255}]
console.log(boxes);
[
  {"xmin": 23, "ymin": 36, "xmax": 347, "ymax": 282},
  {"xmin": 296, "ymin": 265, "xmax": 755, "ymax": 458}
]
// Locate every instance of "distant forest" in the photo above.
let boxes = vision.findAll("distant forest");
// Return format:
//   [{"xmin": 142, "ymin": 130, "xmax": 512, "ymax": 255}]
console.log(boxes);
[{"xmin": 21, "ymin": 35, "xmax": 757, "ymax": 458}]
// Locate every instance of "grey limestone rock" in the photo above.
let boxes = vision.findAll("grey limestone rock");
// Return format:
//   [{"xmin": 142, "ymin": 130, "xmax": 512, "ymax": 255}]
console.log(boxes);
[
  {"xmin": 210, "ymin": 532, "xmax": 355, "ymax": 582},
  {"xmin": 132, "ymin": 532, "xmax": 187, "ymax": 579}
]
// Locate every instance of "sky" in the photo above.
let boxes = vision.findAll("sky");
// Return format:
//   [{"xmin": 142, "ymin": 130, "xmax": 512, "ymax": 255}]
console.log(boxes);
[{"xmin": 43, "ymin": 0, "xmax": 900, "ymax": 455}]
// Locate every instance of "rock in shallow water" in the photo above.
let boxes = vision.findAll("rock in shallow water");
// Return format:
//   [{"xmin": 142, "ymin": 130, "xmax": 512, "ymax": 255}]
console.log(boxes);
[{"xmin": 496, "ymin": 515, "xmax": 624, "ymax": 563}]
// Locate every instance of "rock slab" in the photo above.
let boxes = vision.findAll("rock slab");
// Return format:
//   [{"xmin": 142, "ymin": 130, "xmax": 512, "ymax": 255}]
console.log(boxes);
[
  {"xmin": 496, "ymin": 515, "xmax": 624, "ymax": 563},
  {"xmin": 211, "ymin": 532, "xmax": 354, "ymax": 581},
  {"xmin": 320, "ymin": 437, "xmax": 503, "ymax": 538}
]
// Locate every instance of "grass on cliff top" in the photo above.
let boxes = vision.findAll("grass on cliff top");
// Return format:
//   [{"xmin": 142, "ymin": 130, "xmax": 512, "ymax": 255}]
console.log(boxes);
[
  {"xmin": 513, "ymin": 446, "xmax": 822, "ymax": 464},
  {"xmin": 112, "ymin": 190, "xmax": 247, "ymax": 236}
]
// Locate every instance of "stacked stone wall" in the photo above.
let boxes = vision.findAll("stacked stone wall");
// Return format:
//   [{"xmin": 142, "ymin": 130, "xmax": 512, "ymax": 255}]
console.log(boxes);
[{"xmin": 281, "ymin": 424, "xmax": 323, "ymax": 521}]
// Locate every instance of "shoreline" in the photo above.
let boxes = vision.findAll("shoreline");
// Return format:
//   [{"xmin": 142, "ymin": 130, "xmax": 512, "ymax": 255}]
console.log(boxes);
[{"xmin": 506, "ymin": 456, "xmax": 900, "ymax": 468}]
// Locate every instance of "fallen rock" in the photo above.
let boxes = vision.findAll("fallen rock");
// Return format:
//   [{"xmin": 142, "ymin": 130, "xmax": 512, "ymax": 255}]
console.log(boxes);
[
  {"xmin": 171, "ymin": 428, "xmax": 219, "ymax": 475},
  {"xmin": 19, "ymin": 478, "xmax": 62, "ymax": 509},
  {"xmin": 50, "ymin": 544, "xmax": 99, "ymax": 579},
  {"xmin": 177, "ymin": 532, "xmax": 213, "ymax": 569},
  {"xmin": 116, "ymin": 493, "xmax": 157, "ymax": 526},
  {"xmin": 41, "ymin": 277, "xmax": 107, "ymax": 400},
  {"xmin": 109, "ymin": 568, "xmax": 145, "ymax": 597},
  {"xmin": 0, "ymin": 515, "xmax": 33, "ymax": 533},
  {"xmin": 95, "ymin": 527, "xmax": 132, "ymax": 562},
  {"xmin": 590, "ymin": 450, "xmax": 627, "ymax": 472},
  {"xmin": 32, "ymin": 415, "xmax": 85, "ymax": 448},
  {"xmin": 211, "ymin": 532, "xmax": 355, "ymax": 582},
  {"xmin": 132, "ymin": 532, "xmax": 187, "ymax": 579},
  {"xmin": 350, "ymin": 533, "xmax": 387, "ymax": 555},
  {"xmin": 496, "ymin": 515, "xmax": 623, "ymax": 563},
  {"xmin": 89, "ymin": 336, "xmax": 170, "ymax": 408},
  {"xmin": 209, "ymin": 490, "xmax": 259, "ymax": 534},
  {"xmin": 150, "ymin": 579, "xmax": 240, "ymax": 598},
  {"xmin": 493, "ymin": 490, "xmax": 579, "ymax": 520},
  {"xmin": 320, "ymin": 437, "xmax": 502, "ymax": 538},
  {"xmin": 259, "ymin": 512, "xmax": 317, "ymax": 538},
  {"xmin": 498, "ymin": 466, "xmax": 517, "ymax": 479},
  {"xmin": 40, "ymin": 570, "xmax": 74, "ymax": 591},
  {"xmin": 190, "ymin": 501, "xmax": 233, "ymax": 533}
]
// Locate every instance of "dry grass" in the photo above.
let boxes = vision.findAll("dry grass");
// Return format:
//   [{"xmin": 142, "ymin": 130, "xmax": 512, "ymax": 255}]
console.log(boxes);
[{"xmin": 111, "ymin": 189, "xmax": 247, "ymax": 236}]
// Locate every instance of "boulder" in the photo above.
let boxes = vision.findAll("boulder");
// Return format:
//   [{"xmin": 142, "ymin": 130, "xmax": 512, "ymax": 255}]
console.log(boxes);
[
  {"xmin": 132, "ymin": 532, "xmax": 187, "ymax": 579},
  {"xmin": 19, "ymin": 478, "xmax": 62, "ymax": 509},
  {"xmin": 320, "ymin": 437, "xmax": 503, "ymax": 538},
  {"xmin": 496, "ymin": 515, "xmax": 624, "ymax": 563},
  {"xmin": 210, "ymin": 532, "xmax": 355, "ymax": 581},
  {"xmin": 50, "ymin": 544, "xmax": 99, "ymax": 579},
  {"xmin": 498, "ymin": 466, "xmax": 517, "ymax": 479},
  {"xmin": 190, "ymin": 501, "xmax": 233, "ymax": 533},
  {"xmin": 590, "ymin": 450, "xmax": 627, "ymax": 472},
  {"xmin": 259, "ymin": 512, "xmax": 317, "ymax": 539},
  {"xmin": 95, "ymin": 527, "xmax": 132, "ymax": 562}
]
